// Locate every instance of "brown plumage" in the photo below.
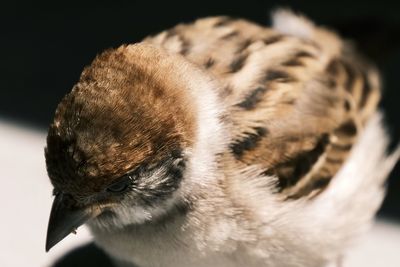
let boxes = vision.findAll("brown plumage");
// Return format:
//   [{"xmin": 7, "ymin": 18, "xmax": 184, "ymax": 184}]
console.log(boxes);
[
  {"xmin": 46, "ymin": 46, "xmax": 197, "ymax": 197},
  {"xmin": 44, "ymin": 10, "xmax": 397, "ymax": 267},
  {"xmin": 144, "ymin": 14, "xmax": 380, "ymax": 198}
]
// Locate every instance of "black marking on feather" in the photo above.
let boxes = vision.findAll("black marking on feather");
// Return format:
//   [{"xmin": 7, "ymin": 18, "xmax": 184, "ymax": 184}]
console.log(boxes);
[
  {"xmin": 263, "ymin": 35, "xmax": 284, "ymax": 45},
  {"xmin": 302, "ymin": 39, "xmax": 321, "ymax": 50},
  {"xmin": 230, "ymin": 127, "xmax": 268, "ymax": 159},
  {"xmin": 283, "ymin": 98, "xmax": 296, "ymax": 105},
  {"xmin": 336, "ymin": 120, "xmax": 357, "ymax": 137},
  {"xmin": 214, "ymin": 17, "xmax": 234, "ymax": 27},
  {"xmin": 295, "ymin": 51, "xmax": 315, "ymax": 59},
  {"xmin": 312, "ymin": 176, "xmax": 332, "ymax": 189},
  {"xmin": 268, "ymin": 134, "xmax": 330, "ymax": 190},
  {"xmin": 324, "ymin": 78, "xmax": 337, "ymax": 89},
  {"xmin": 166, "ymin": 161, "xmax": 184, "ymax": 181},
  {"xmin": 170, "ymin": 148, "xmax": 183, "ymax": 160},
  {"xmin": 282, "ymin": 51, "xmax": 314, "ymax": 67},
  {"xmin": 359, "ymin": 71, "xmax": 372, "ymax": 109},
  {"xmin": 165, "ymin": 29, "xmax": 178, "ymax": 39},
  {"xmin": 289, "ymin": 175, "xmax": 333, "ymax": 199},
  {"xmin": 282, "ymin": 58, "xmax": 304, "ymax": 67},
  {"xmin": 221, "ymin": 30, "xmax": 239, "ymax": 40},
  {"xmin": 263, "ymin": 70, "xmax": 296, "ymax": 83},
  {"xmin": 229, "ymin": 53, "xmax": 248, "ymax": 73},
  {"xmin": 219, "ymin": 85, "xmax": 234, "ymax": 97},
  {"xmin": 180, "ymin": 37, "xmax": 191, "ymax": 55},
  {"xmin": 325, "ymin": 157, "xmax": 343, "ymax": 164},
  {"xmin": 132, "ymin": 149, "xmax": 186, "ymax": 207},
  {"xmin": 344, "ymin": 99, "xmax": 351, "ymax": 111},
  {"xmin": 236, "ymin": 39, "xmax": 253, "ymax": 53},
  {"xmin": 204, "ymin": 58, "xmax": 215, "ymax": 69},
  {"xmin": 326, "ymin": 59, "xmax": 340, "ymax": 76},
  {"xmin": 236, "ymin": 87, "xmax": 267, "ymax": 110},
  {"xmin": 287, "ymin": 176, "xmax": 332, "ymax": 199},
  {"xmin": 331, "ymin": 143, "xmax": 352, "ymax": 152},
  {"xmin": 342, "ymin": 61, "xmax": 356, "ymax": 92}
]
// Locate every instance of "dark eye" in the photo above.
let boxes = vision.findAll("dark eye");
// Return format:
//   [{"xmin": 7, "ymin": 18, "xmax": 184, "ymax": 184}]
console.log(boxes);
[{"xmin": 106, "ymin": 176, "xmax": 132, "ymax": 193}]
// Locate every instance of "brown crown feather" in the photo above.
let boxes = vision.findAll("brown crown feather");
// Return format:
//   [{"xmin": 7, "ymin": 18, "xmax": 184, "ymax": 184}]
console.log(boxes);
[{"xmin": 45, "ymin": 45, "xmax": 196, "ymax": 198}]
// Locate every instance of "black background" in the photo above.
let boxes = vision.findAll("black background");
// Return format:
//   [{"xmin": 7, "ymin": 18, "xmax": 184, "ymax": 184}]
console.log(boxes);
[{"xmin": 1, "ymin": 1, "xmax": 399, "ymax": 265}]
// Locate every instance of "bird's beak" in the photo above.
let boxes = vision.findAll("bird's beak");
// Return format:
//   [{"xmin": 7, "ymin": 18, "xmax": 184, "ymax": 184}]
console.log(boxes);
[{"xmin": 45, "ymin": 193, "xmax": 98, "ymax": 252}]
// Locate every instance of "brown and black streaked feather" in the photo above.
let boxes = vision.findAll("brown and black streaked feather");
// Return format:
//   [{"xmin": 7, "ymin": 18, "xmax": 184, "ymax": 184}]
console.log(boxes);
[{"xmin": 145, "ymin": 15, "xmax": 380, "ymax": 199}]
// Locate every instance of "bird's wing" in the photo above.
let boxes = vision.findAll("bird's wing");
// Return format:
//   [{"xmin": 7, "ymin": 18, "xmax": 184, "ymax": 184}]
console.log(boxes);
[{"xmin": 145, "ymin": 12, "xmax": 380, "ymax": 198}]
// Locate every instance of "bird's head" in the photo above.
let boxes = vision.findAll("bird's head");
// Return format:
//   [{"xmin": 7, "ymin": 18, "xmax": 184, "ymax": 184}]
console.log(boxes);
[{"xmin": 44, "ymin": 44, "xmax": 224, "ymax": 251}]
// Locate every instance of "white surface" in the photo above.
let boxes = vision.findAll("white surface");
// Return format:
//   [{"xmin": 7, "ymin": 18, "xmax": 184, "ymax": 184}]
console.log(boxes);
[
  {"xmin": 0, "ymin": 119, "xmax": 399, "ymax": 267},
  {"xmin": 0, "ymin": 120, "xmax": 92, "ymax": 267},
  {"xmin": 346, "ymin": 220, "xmax": 400, "ymax": 267}
]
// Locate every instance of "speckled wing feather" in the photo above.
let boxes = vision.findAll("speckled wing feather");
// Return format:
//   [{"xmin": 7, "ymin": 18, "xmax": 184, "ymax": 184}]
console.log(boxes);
[{"xmin": 144, "ymin": 13, "xmax": 380, "ymax": 198}]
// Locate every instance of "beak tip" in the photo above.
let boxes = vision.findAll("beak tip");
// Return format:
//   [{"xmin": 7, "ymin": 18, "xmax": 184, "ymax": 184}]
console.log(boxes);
[
  {"xmin": 45, "ymin": 230, "xmax": 58, "ymax": 252},
  {"xmin": 45, "ymin": 239, "xmax": 53, "ymax": 252},
  {"xmin": 45, "ymin": 220, "xmax": 72, "ymax": 253},
  {"xmin": 45, "ymin": 193, "xmax": 96, "ymax": 252}
]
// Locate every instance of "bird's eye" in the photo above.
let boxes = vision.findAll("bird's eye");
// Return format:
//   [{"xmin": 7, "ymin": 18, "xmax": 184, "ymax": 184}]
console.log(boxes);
[{"xmin": 106, "ymin": 176, "xmax": 132, "ymax": 193}]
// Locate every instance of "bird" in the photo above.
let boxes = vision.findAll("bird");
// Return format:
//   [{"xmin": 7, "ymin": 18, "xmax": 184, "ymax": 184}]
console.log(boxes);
[{"xmin": 44, "ymin": 9, "xmax": 399, "ymax": 267}]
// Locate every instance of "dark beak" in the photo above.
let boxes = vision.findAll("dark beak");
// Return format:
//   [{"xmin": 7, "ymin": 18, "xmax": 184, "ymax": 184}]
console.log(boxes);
[{"xmin": 45, "ymin": 193, "xmax": 97, "ymax": 252}]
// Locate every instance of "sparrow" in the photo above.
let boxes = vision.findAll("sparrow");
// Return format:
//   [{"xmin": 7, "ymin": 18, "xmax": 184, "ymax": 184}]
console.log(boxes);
[{"xmin": 45, "ymin": 9, "xmax": 399, "ymax": 267}]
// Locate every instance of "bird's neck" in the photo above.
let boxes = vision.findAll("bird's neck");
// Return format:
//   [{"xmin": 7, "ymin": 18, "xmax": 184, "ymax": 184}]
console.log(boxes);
[{"xmin": 179, "ymin": 69, "xmax": 228, "ymax": 198}]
